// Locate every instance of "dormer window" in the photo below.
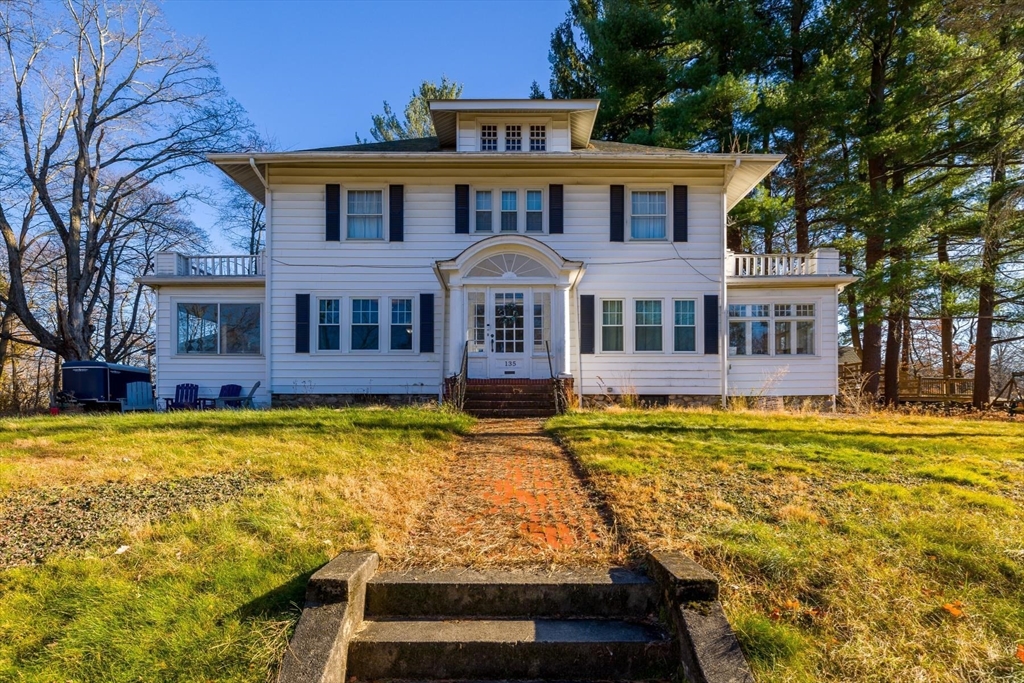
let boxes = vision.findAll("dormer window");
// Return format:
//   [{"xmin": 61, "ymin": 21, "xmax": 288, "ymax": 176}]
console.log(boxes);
[
  {"xmin": 505, "ymin": 125, "xmax": 522, "ymax": 152},
  {"xmin": 480, "ymin": 125, "xmax": 498, "ymax": 151},
  {"xmin": 530, "ymin": 125, "xmax": 546, "ymax": 151}
]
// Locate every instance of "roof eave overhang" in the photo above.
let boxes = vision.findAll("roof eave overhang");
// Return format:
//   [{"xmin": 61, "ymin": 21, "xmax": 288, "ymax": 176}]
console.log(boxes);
[
  {"xmin": 137, "ymin": 276, "xmax": 266, "ymax": 289},
  {"xmin": 727, "ymin": 275, "xmax": 859, "ymax": 289},
  {"xmin": 427, "ymin": 99, "xmax": 601, "ymax": 149}
]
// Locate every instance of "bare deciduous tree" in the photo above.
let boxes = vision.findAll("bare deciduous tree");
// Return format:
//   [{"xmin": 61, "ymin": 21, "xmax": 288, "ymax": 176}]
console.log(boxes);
[{"xmin": 0, "ymin": 0, "xmax": 246, "ymax": 361}]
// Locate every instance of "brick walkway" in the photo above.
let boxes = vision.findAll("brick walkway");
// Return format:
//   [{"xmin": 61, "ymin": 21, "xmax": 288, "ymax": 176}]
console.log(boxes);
[{"xmin": 393, "ymin": 419, "xmax": 622, "ymax": 569}]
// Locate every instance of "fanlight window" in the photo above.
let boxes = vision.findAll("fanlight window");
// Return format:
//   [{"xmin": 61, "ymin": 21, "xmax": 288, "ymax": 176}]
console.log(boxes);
[{"xmin": 467, "ymin": 253, "xmax": 552, "ymax": 279}]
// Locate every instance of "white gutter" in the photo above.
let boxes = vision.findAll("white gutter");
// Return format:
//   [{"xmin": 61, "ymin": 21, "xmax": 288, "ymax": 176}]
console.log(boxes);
[
  {"xmin": 432, "ymin": 262, "xmax": 450, "ymax": 405},
  {"xmin": 250, "ymin": 157, "xmax": 271, "ymax": 407},
  {"xmin": 721, "ymin": 159, "xmax": 740, "ymax": 408}
]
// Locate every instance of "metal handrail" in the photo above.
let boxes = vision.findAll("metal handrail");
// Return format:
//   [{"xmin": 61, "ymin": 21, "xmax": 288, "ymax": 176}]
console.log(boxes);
[
  {"xmin": 448, "ymin": 340, "xmax": 469, "ymax": 411},
  {"xmin": 545, "ymin": 340, "xmax": 564, "ymax": 414}
]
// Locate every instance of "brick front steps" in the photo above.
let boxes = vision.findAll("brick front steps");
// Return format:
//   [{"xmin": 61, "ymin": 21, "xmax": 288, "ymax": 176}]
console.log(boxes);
[
  {"xmin": 463, "ymin": 379, "xmax": 557, "ymax": 418},
  {"xmin": 277, "ymin": 552, "xmax": 754, "ymax": 683}
]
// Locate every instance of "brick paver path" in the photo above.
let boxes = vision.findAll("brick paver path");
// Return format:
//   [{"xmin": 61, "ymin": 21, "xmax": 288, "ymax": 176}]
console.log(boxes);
[{"xmin": 393, "ymin": 419, "xmax": 623, "ymax": 569}]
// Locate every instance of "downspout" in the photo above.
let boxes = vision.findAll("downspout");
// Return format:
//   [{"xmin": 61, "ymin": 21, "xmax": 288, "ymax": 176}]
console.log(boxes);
[
  {"xmin": 250, "ymin": 158, "xmax": 271, "ymax": 407},
  {"xmin": 721, "ymin": 159, "xmax": 741, "ymax": 408},
  {"xmin": 432, "ymin": 261, "xmax": 449, "ymax": 404},
  {"xmin": 569, "ymin": 264, "xmax": 586, "ymax": 408}
]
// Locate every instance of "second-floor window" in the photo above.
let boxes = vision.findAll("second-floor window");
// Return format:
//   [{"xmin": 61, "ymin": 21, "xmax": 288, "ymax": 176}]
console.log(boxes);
[
  {"xmin": 480, "ymin": 124, "xmax": 498, "ymax": 151},
  {"xmin": 475, "ymin": 191, "xmax": 493, "ymax": 232},
  {"xmin": 526, "ymin": 190, "xmax": 543, "ymax": 232},
  {"xmin": 631, "ymin": 191, "xmax": 667, "ymax": 240},
  {"xmin": 501, "ymin": 191, "xmax": 518, "ymax": 231},
  {"xmin": 347, "ymin": 190, "xmax": 383, "ymax": 240},
  {"xmin": 505, "ymin": 125, "xmax": 522, "ymax": 151}
]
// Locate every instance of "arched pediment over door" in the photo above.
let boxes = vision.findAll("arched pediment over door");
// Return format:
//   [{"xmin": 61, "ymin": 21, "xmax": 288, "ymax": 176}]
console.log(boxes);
[{"xmin": 435, "ymin": 234, "xmax": 584, "ymax": 287}]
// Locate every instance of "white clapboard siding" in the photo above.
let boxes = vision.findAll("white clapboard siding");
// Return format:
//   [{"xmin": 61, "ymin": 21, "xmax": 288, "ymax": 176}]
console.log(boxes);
[
  {"xmin": 155, "ymin": 286, "xmax": 269, "ymax": 406},
  {"xmin": 726, "ymin": 288, "xmax": 840, "ymax": 396}
]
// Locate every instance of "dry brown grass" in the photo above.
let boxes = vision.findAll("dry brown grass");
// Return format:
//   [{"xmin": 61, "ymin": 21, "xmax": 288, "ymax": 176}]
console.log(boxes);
[{"xmin": 548, "ymin": 408, "xmax": 1024, "ymax": 683}]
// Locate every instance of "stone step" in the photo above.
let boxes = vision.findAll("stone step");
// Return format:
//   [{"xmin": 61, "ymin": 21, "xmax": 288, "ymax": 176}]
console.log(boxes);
[
  {"xmin": 366, "ymin": 568, "xmax": 660, "ymax": 619},
  {"xmin": 346, "ymin": 618, "xmax": 675, "ymax": 681}
]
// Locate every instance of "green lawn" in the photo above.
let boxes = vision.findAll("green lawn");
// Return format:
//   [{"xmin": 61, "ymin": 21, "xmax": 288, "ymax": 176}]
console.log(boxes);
[
  {"xmin": 0, "ymin": 407, "xmax": 471, "ymax": 682},
  {"xmin": 547, "ymin": 409, "xmax": 1024, "ymax": 683}
]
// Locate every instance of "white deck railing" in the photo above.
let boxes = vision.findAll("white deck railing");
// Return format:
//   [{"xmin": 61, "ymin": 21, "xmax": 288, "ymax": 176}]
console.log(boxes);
[
  {"xmin": 154, "ymin": 252, "xmax": 265, "ymax": 277},
  {"xmin": 728, "ymin": 249, "xmax": 841, "ymax": 277}
]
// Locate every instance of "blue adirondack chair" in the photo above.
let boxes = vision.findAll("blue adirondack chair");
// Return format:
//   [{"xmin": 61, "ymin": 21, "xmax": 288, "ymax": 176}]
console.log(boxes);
[
  {"xmin": 164, "ymin": 383, "xmax": 200, "ymax": 410},
  {"xmin": 214, "ymin": 381, "xmax": 260, "ymax": 409},
  {"xmin": 119, "ymin": 382, "xmax": 156, "ymax": 412},
  {"xmin": 201, "ymin": 384, "xmax": 242, "ymax": 410}
]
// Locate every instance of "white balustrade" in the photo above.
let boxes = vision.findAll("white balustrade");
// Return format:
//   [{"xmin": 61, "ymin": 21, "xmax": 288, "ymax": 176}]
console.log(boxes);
[
  {"xmin": 181, "ymin": 253, "xmax": 264, "ymax": 277},
  {"xmin": 730, "ymin": 253, "xmax": 811, "ymax": 277}
]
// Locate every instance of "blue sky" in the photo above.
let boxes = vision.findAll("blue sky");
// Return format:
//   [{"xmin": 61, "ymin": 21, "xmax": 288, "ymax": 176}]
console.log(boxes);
[{"xmin": 163, "ymin": 0, "xmax": 568, "ymax": 152}]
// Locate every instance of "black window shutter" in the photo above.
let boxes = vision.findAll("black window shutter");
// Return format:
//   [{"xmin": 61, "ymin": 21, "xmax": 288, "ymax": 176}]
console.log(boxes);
[
  {"xmin": 673, "ymin": 185, "xmax": 688, "ymax": 242},
  {"xmin": 704, "ymin": 294, "xmax": 719, "ymax": 355},
  {"xmin": 325, "ymin": 184, "xmax": 341, "ymax": 241},
  {"xmin": 549, "ymin": 184, "xmax": 564, "ymax": 234},
  {"xmin": 295, "ymin": 294, "xmax": 311, "ymax": 353},
  {"xmin": 610, "ymin": 185, "xmax": 624, "ymax": 242},
  {"xmin": 455, "ymin": 184, "xmax": 470, "ymax": 233},
  {"xmin": 580, "ymin": 294, "xmax": 595, "ymax": 354},
  {"xmin": 389, "ymin": 185, "xmax": 404, "ymax": 242},
  {"xmin": 419, "ymin": 293, "xmax": 434, "ymax": 353}
]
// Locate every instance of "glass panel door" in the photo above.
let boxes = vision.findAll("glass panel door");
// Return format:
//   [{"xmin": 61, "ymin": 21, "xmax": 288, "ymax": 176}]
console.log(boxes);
[{"xmin": 493, "ymin": 292, "xmax": 525, "ymax": 353}]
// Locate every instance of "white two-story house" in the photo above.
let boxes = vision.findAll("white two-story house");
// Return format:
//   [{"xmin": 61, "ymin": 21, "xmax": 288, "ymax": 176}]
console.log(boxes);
[{"xmin": 140, "ymin": 99, "xmax": 855, "ymax": 411}]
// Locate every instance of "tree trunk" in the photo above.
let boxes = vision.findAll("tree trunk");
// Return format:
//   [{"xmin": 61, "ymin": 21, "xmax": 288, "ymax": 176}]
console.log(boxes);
[{"xmin": 937, "ymin": 232, "xmax": 955, "ymax": 378}]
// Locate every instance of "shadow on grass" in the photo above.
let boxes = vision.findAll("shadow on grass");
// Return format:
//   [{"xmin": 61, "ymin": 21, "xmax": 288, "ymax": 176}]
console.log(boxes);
[{"xmin": 230, "ymin": 568, "xmax": 316, "ymax": 623}]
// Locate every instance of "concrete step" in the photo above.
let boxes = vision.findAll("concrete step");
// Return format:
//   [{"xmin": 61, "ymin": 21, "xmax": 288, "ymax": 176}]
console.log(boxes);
[
  {"xmin": 464, "ymin": 399, "xmax": 556, "ymax": 409},
  {"xmin": 464, "ymin": 390, "xmax": 554, "ymax": 399},
  {"xmin": 346, "ymin": 618, "xmax": 675, "ymax": 681},
  {"xmin": 366, "ymin": 568, "xmax": 660, "ymax": 619}
]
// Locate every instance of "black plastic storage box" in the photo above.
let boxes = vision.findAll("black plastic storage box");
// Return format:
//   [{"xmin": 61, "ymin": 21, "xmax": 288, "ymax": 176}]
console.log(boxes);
[{"xmin": 62, "ymin": 361, "xmax": 151, "ymax": 409}]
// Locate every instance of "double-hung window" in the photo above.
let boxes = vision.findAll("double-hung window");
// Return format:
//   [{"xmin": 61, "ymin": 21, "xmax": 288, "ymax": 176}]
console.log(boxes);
[
  {"xmin": 318, "ymin": 299, "xmax": 341, "ymax": 351},
  {"xmin": 630, "ymin": 191, "xmax": 667, "ymax": 240},
  {"xmin": 480, "ymin": 124, "xmax": 498, "ymax": 151},
  {"xmin": 602, "ymin": 300, "xmax": 624, "ymax": 352},
  {"xmin": 177, "ymin": 303, "xmax": 261, "ymax": 355},
  {"xmin": 529, "ymin": 125, "xmax": 546, "ymax": 151},
  {"xmin": 351, "ymin": 298, "xmax": 379, "ymax": 350},
  {"xmin": 390, "ymin": 298, "xmax": 413, "ymax": 351},
  {"xmin": 501, "ymin": 191, "xmax": 518, "ymax": 232},
  {"xmin": 674, "ymin": 300, "xmax": 696, "ymax": 352},
  {"xmin": 505, "ymin": 125, "xmax": 522, "ymax": 151},
  {"xmin": 775, "ymin": 304, "xmax": 815, "ymax": 355},
  {"xmin": 635, "ymin": 300, "xmax": 663, "ymax": 352},
  {"xmin": 347, "ymin": 190, "xmax": 383, "ymax": 239},
  {"xmin": 729, "ymin": 304, "xmax": 770, "ymax": 356},
  {"xmin": 526, "ymin": 190, "xmax": 543, "ymax": 232},
  {"xmin": 475, "ymin": 191, "xmax": 493, "ymax": 232}
]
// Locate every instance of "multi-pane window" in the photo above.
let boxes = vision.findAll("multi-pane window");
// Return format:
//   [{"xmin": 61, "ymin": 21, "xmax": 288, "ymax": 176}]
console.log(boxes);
[
  {"xmin": 526, "ymin": 190, "xmax": 543, "ymax": 232},
  {"xmin": 774, "ymin": 304, "xmax": 815, "ymax": 355},
  {"xmin": 529, "ymin": 125, "xmax": 546, "ymax": 151},
  {"xmin": 390, "ymin": 298, "xmax": 413, "ymax": 351},
  {"xmin": 494, "ymin": 292, "xmax": 525, "ymax": 353},
  {"xmin": 177, "ymin": 303, "xmax": 260, "ymax": 355},
  {"xmin": 533, "ymin": 292, "xmax": 550, "ymax": 351},
  {"xmin": 351, "ymin": 298, "xmax": 379, "ymax": 350},
  {"xmin": 318, "ymin": 299, "xmax": 341, "ymax": 351},
  {"xmin": 505, "ymin": 125, "xmax": 522, "ymax": 151},
  {"xmin": 347, "ymin": 190, "xmax": 384, "ymax": 239},
  {"xmin": 468, "ymin": 291, "xmax": 486, "ymax": 353},
  {"xmin": 501, "ymin": 191, "xmax": 518, "ymax": 232},
  {"xmin": 475, "ymin": 191, "xmax": 493, "ymax": 232},
  {"xmin": 602, "ymin": 300, "xmax": 624, "ymax": 352},
  {"xmin": 630, "ymin": 191, "xmax": 667, "ymax": 240},
  {"xmin": 674, "ymin": 300, "xmax": 696, "ymax": 352},
  {"xmin": 729, "ymin": 304, "xmax": 770, "ymax": 356},
  {"xmin": 635, "ymin": 300, "xmax": 663, "ymax": 352},
  {"xmin": 480, "ymin": 124, "xmax": 498, "ymax": 151}
]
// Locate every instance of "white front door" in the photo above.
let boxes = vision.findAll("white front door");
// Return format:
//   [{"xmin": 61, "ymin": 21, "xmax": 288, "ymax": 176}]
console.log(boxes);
[{"xmin": 488, "ymin": 291, "xmax": 530, "ymax": 378}]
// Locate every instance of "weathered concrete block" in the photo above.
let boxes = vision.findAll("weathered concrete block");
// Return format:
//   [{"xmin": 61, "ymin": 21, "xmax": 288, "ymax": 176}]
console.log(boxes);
[
  {"xmin": 676, "ymin": 601, "xmax": 755, "ymax": 683},
  {"xmin": 647, "ymin": 550, "xmax": 720, "ymax": 602},
  {"xmin": 277, "ymin": 551, "xmax": 379, "ymax": 683}
]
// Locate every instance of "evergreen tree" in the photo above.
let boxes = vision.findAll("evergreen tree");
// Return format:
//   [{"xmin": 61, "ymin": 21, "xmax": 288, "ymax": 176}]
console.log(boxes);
[{"xmin": 359, "ymin": 76, "xmax": 463, "ymax": 142}]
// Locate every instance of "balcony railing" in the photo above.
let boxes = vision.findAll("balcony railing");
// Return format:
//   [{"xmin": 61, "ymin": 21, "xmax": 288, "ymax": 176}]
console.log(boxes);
[
  {"xmin": 727, "ymin": 248, "xmax": 841, "ymax": 277},
  {"xmin": 154, "ymin": 251, "xmax": 265, "ymax": 277}
]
